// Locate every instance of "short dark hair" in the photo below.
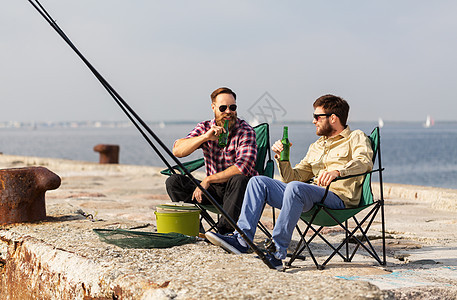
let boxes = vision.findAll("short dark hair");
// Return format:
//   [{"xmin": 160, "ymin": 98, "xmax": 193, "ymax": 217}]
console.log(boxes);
[
  {"xmin": 210, "ymin": 87, "xmax": 236, "ymax": 103},
  {"xmin": 313, "ymin": 94, "xmax": 350, "ymax": 126}
]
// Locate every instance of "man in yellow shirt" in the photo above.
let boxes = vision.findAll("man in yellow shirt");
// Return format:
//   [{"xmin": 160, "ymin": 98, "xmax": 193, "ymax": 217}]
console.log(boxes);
[{"xmin": 206, "ymin": 94, "xmax": 373, "ymax": 270}]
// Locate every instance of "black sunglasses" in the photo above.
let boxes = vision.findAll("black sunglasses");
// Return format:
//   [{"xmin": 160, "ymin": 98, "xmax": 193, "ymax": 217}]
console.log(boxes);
[
  {"xmin": 218, "ymin": 104, "xmax": 237, "ymax": 112},
  {"xmin": 313, "ymin": 113, "xmax": 333, "ymax": 121}
]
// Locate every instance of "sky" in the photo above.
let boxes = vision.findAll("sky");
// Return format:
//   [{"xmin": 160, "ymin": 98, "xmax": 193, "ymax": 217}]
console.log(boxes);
[{"xmin": 2, "ymin": 1, "xmax": 457, "ymax": 123}]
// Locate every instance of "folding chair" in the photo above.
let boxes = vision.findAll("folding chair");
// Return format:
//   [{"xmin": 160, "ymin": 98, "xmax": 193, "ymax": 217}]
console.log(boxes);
[
  {"xmin": 286, "ymin": 127, "xmax": 386, "ymax": 270},
  {"xmin": 161, "ymin": 123, "xmax": 275, "ymax": 235}
]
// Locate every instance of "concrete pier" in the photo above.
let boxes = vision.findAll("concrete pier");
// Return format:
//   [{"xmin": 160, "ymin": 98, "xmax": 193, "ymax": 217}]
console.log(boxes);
[{"xmin": 0, "ymin": 154, "xmax": 456, "ymax": 299}]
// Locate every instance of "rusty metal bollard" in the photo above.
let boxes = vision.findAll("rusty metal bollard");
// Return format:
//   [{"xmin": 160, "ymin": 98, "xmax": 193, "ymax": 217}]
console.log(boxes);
[
  {"xmin": 0, "ymin": 167, "xmax": 61, "ymax": 225},
  {"xmin": 93, "ymin": 144, "xmax": 120, "ymax": 164}
]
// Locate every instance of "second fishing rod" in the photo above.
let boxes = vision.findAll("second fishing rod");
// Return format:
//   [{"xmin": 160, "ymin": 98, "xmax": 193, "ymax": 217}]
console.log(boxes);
[{"xmin": 27, "ymin": 0, "xmax": 276, "ymax": 269}]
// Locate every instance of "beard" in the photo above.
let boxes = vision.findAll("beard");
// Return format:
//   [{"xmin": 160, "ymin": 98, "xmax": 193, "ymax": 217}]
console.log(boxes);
[
  {"xmin": 216, "ymin": 112, "xmax": 237, "ymax": 130},
  {"xmin": 315, "ymin": 119, "xmax": 335, "ymax": 137}
]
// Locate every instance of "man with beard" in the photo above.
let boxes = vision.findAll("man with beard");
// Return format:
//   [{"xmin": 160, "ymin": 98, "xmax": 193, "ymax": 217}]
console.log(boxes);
[
  {"xmin": 206, "ymin": 94, "xmax": 373, "ymax": 269},
  {"xmin": 165, "ymin": 87, "xmax": 258, "ymax": 234}
]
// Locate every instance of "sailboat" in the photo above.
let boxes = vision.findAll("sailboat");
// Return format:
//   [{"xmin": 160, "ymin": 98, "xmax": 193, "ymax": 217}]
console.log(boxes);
[
  {"xmin": 378, "ymin": 118, "xmax": 384, "ymax": 128},
  {"xmin": 424, "ymin": 115, "xmax": 434, "ymax": 128}
]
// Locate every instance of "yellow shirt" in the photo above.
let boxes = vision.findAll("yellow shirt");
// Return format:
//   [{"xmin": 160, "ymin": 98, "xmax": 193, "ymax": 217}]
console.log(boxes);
[{"xmin": 276, "ymin": 126, "xmax": 373, "ymax": 208}]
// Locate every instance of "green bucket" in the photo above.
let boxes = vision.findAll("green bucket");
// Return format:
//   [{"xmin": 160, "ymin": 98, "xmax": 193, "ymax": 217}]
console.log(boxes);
[{"xmin": 155, "ymin": 209, "xmax": 200, "ymax": 237}]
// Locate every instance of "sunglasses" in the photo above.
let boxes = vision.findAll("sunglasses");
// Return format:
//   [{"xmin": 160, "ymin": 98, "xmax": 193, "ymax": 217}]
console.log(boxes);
[
  {"xmin": 313, "ymin": 113, "xmax": 333, "ymax": 121},
  {"xmin": 218, "ymin": 104, "xmax": 237, "ymax": 112}
]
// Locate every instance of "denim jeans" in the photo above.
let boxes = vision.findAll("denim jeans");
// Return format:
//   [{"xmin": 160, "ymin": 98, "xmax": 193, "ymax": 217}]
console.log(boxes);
[{"xmin": 236, "ymin": 176, "xmax": 345, "ymax": 259}]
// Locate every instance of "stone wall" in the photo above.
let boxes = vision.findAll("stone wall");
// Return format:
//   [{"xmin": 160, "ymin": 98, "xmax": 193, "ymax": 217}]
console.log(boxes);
[{"xmin": 0, "ymin": 231, "xmax": 112, "ymax": 299}]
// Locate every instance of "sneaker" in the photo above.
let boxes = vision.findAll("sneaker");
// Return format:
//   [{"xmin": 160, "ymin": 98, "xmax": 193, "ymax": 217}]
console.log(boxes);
[
  {"xmin": 265, "ymin": 252, "xmax": 283, "ymax": 271},
  {"xmin": 206, "ymin": 232, "xmax": 249, "ymax": 254}
]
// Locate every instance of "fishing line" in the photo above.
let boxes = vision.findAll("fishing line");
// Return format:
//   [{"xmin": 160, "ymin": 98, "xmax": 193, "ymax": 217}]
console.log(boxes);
[{"xmin": 27, "ymin": 0, "xmax": 275, "ymax": 269}]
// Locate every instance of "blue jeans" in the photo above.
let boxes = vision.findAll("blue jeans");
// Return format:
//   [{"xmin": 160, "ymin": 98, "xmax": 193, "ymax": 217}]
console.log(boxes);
[{"xmin": 236, "ymin": 176, "xmax": 345, "ymax": 259}]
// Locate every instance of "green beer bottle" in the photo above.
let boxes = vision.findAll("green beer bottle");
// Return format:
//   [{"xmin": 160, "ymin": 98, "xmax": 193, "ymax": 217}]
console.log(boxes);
[
  {"xmin": 218, "ymin": 119, "xmax": 229, "ymax": 148},
  {"xmin": 280, "ymin": 126, "xmax": 290, "ymax": 161}
]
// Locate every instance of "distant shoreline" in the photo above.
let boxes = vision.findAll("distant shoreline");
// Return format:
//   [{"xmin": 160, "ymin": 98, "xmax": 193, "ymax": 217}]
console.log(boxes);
[{"xmin": 1, "ymin": 120, "xmax": 457, "ymax": 130}]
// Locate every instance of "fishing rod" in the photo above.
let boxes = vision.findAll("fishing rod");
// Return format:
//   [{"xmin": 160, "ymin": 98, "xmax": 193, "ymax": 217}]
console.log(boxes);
[
  {"xmin": 27, "ymin": 0, "xmax": 275, "ymax": 269},
  {"xmin": 29, "ymin": 0, "xmax": 219, "ymax": 230},
  {"xmin": 28, "ymin": 0, "xmax": 219, "ymax": 240}
]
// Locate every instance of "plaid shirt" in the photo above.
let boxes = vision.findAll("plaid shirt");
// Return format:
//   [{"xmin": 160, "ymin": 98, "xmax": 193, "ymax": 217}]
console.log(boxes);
[{"xmin": 185, "ymin": 118, "xmax": 258, "ymax": 177}]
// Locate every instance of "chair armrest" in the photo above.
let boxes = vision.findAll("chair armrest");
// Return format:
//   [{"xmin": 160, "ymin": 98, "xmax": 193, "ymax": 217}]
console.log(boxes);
[
  {"xmin": 319, "ymin": 168, "xmax": 384, "ymax": 204},
  {"xmin": 160, "ymin": 158, "xmax": 205, "ymax": 176},
  {"xmin": 333, "ymin": 168, "xmax": 384, "ymax": 182}
]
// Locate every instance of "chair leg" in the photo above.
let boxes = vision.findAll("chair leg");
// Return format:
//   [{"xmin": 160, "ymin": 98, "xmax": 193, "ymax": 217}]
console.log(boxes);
[
  {"xmin": 287, "ymin": 240, "xmax": 309, "ymax": 264},
  {"xmin": 201, "ymin": 215, "xmax": 218, "ymax": 233},
  {"xmin": 345, "ymin": 220, "xmax": 349, "ymax": 262},
  {"xmin": 287, "ymin": 225, "xmax": 306, "ymax": 265},
  {"xmin": 350, "ymin": 209, "xmax": 383, "ymax": 264},
  {"xmin": 257, "ymin": 221, "xmax": 272, "ymax": 239},
  {"xmin": 327, "ymin": 210, "xmax": 382, "ymax": 266},
  {"xmin": 288, "ymin": 209, "xmax": 344, "ymax": 269},
  {"xmin": 288, "ymin": 209, "xmax": 326, "ymax": 269},
  {"xmin": 287, "ymin": 225, "xmax": 321, "ymax": 268},
  {"xmin": 195, "ymin": 203, "xmax": 219, "ymax": 232},
  {"xmin": 316, "ymin": 205, "xmax": 384, "ymax": 268},
  {"xmin": 381, "ymin": 201, "xmax": 387, "ymax": 265},
  {"xmin": 305, "ymin": 221, "xmax": 347, "ymax": 262}
]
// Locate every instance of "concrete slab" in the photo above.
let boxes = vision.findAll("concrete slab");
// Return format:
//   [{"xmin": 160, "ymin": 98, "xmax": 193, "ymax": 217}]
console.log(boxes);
[{"xmin": 1, "ymin": 154, "xmax": 457, "ymax": 299}]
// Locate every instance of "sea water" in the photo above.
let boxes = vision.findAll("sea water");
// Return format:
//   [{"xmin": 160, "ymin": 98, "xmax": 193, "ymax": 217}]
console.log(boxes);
[{"xmin": 1, "ymin": 121, "xmax": 456, "ymax": 189}]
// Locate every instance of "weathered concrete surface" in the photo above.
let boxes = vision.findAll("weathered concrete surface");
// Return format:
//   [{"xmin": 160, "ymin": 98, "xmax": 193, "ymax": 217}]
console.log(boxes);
[
  {"xmin": 0, "ymin": 154, "xmax": 456, "ymax": 299},
  {"xmin": 372, "ymin": 182, "xmax": 457, "ymax": 212}
]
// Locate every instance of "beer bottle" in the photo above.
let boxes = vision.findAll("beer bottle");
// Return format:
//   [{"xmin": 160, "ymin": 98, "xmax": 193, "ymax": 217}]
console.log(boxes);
[
  {"xmin": 280, "ymin": 126, "xmax": 290, "ymax": 161},
  {"xmin": 218, "ymin": 119, "xmax": 229, "ymax": 148}
]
